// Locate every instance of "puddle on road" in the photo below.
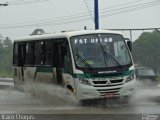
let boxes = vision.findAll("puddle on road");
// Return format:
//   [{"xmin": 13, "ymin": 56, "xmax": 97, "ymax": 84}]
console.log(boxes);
[
  {"xmin": 130, "ymin": 81, "xmax": 160, "ymax": 106},
  {"xmin": 20, "ymin": 81, "xmax": 160, "ymax": 107},
  {"xmin": 1, "ymin": 80, "xmax": 160, "ymax": 114},
  {"xmin": 0, "ymin": 82, "xmax": 80, "ymax": 113},
  {"xmin": 21, "ymin": 82, "xmax": 78, "ymax": 106}
]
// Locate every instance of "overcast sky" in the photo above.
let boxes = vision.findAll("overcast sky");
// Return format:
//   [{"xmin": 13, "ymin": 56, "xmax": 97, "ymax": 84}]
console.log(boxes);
[{"xmin": 0, "ymin": 0, "xmax": 160, "ymax": 41}]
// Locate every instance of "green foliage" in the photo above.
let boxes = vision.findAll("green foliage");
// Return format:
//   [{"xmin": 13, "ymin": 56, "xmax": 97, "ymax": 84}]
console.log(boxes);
[
  {"xmin": 0, "ymin": 37, "xmax": 13, "ymax": 78},
  {"xmin": 132, "ymin": 31, "xmax": 160, "ymax": 73},
  {"xmin": 0, "ymin": 71, "xmax": 12, "ymax": 78},
  {"xmin": 157, "ymin": 74, "xmax": 160, "ymax": 81}
]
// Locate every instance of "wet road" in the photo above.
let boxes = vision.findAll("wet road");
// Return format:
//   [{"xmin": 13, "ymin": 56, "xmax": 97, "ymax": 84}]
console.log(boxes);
[{"xmin": 0, "ymin": 78, "xmax": 160, "ymax": 120}]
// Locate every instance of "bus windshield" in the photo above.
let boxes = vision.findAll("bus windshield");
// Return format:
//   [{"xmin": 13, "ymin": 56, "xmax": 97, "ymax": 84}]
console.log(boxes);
[{"xmin": 70, "ymin": 34, "xmax": 132, "ymax": 69}]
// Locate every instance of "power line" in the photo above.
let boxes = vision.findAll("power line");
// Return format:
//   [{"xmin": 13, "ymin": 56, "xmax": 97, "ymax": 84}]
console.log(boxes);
[
  {"xmin": 0, "ymin": 1, "xmax": 159, "ymax": 24},
  {"xmin": 0, "ymin": 16, "xmax": 91, "ymax": 29},
  {"xmin": 107, "ymin": 28, "xmax": 160, "ymax": 31},
  {"xmin": 7, "ymin": 0, "xmax": 160, "ymax": 23},
  {"xmin": 83, "ymin": 0, "xmax": 94, "ymax": 22},
  {"xmin": 100, "ymin": 0, "xmax": 160, "ymax": 18},
  {"xmin": 8, "ymin": 0, "xmax": 53, "ymax": 5},
  {"xmin": 0, "ymin": 0, "xmax": 160, "ymax": 29},
  {"xmin": 0, "ymin": 13, "xmax": 90, "ymax": 27},
  {"xmin": 100, "ymin": 0, "xmax": 144, "ymax": 12},
  {"xmin": 8, "ymin": 0, "xmax": 28, "ymax": 3},
  {"xmin": 100, "ymin": 0, "xmax": 160, "ymax": 14}
]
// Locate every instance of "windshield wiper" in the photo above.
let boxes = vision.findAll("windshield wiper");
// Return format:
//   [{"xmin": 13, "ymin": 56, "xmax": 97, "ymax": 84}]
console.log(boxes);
[
  {"xmin": 75, "ymin": 47, "xmax": 93, "ymax": 70},
  {"xmin": 76, "ymin": 53, "xmax": 93, "ymax": 70},
  {"xmin": 97, "ymin": 35, "xmax": 122, "ymax": 68},
  {"xmin": 104, "ymin": 51, "xmax": 122, "ymax": 68}
]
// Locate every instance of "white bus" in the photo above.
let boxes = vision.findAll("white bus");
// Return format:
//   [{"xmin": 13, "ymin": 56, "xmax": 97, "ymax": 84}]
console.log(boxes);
[{"xmin": 13, "ymin": 30, "xmax": 136, "ymax": 102}]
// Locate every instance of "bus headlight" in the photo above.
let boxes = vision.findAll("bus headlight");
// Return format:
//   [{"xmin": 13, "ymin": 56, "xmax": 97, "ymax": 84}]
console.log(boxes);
[
  {"xmin": 79, "ymin": 78, "xmax": 91, "ymax": 86},
  {"xmin": 126, "ymin": 75, "xmax": 134, "ymax": 83}
]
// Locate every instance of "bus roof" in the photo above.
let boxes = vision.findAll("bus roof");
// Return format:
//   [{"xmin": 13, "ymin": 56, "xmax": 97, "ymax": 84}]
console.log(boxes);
[{"xmin": 14, "ymin": 30, "xmax": 123, "ymax": 42}]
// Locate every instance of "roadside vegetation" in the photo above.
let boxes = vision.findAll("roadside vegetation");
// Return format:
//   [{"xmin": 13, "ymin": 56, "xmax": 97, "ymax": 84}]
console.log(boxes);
[
  {"xmin": 157, "ymin": 74, "xmax": 160, "ymax": 81},
  {"xmin": 0, "ymin": 36, "xmax": 13, "ymax": 78},
  {"xmin": 132, "ymin": 31, "xmax": 160, "ymax": 75}
]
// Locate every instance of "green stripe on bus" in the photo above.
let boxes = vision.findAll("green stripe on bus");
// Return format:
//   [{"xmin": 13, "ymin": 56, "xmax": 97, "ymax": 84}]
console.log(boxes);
[
  {"xmin": 73, "ymin": 70, "xmax": 134, "ymax": 79},
  {"xmin": 34, "ymin": 66, "xmax": 53, "ymax": 79},
  {"xmin": 36, "ymin": 66, "xmax": 53, "ymax": 73}
]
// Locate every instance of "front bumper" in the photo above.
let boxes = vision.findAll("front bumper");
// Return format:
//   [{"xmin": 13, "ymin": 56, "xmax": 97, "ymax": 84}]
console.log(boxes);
[{"xmin": 76, "ymin": 79, "xmax": 136, "ymax": 101}]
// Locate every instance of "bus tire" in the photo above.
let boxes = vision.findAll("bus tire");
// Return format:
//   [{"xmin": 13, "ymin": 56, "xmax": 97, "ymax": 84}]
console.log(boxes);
[{"xmin": 65, "ymin": 85, "xmax": 74, "ymax": 95}]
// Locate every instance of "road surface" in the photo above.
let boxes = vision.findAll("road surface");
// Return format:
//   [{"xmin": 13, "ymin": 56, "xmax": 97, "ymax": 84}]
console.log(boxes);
[{"xmin": 0, "ymin": 78, "xmax": 160, "ymax": 120}]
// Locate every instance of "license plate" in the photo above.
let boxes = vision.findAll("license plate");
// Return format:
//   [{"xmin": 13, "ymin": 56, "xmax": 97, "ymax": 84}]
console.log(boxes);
[{"xmin": 105, "ymin": 93, "xmax": 115, "ymax": 98}]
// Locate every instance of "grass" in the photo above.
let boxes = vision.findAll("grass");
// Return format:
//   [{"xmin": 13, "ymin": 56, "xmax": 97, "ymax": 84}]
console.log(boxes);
[
  {"xmin": 157, "ymin": 74, "xmax": 160, "ymax": 79},
  {"xmin": 156, "ymin": 74, "xmax": 160, "ymax": 84},
  {"xmin": 0, "ymin": 71, "xmax": 12, "ymax": 78}
]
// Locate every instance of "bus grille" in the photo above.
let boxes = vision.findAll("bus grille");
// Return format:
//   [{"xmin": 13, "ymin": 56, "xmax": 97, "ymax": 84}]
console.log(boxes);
[
  {"xmin": 96, "ymin": 88, "xmax": 121, "ymax": 96},
  {"xmin": 110, "ymin": 79, "xmax": 123, "ymax": 83},
  {"xmin": 91, "ymin": 79, "xmax": 124, "ymax": 88},
  {"xmin": 92, "ymin": 79, "xmax": 123, "ymax": 85},
  {"xmin": 91, "ymin": 78, "xmax": 124, "ymax": 96}
]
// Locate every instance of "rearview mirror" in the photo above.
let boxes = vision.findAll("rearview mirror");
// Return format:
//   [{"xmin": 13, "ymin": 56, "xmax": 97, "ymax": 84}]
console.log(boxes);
[{"xmin": 125, "ymin": 38, "xmax": 132, "ymax": 52}]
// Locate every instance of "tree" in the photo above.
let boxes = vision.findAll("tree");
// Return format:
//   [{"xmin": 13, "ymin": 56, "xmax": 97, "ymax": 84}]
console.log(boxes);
[
  {"xmin": 132, "ymin": 31, "xmax": 160, "ymax": 74},
  {"xmin": 0, "ymin": 35, "xmax": 13, "ymax": 77},
  {"xmin": 2, "ymin": 37, "xmax": 12, "ymax": 48}
]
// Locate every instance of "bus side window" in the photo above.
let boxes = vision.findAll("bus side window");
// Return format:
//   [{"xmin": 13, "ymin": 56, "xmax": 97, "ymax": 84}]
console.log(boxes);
[
  {"xmin": 41, "ymin": 41, "xmax": 46, "ymax": 65},
  {"xmin": 13, "ymin": 43, "xmax": 19, "ymax": 65},
  {"xmin": 13, "ymin": 43, "xmax": 26, "ymax": 66},
  {"xmin": 51, "ymin": 40, "xmax": 67, "ymax": 68},
  {"xmin": 64, "ymin": 46, "xmax": 72, "ymax": 73},
  {"xmin": 44, "ymin": 41, "xmax": 53, "ymax": 65},
  {"xmin": 34, "ymin": 42, "xmax": 42, "ymax": 65},
  {"xmin": 64, "ymin": 45, "xmax": 72, "ymax": 70},
  {"xmin": 26, "ymin": 42, "xmax": 34, "ymax": 65},
  {"xmin": 52, "ymin": 42, "xmax": 59, "ymax": 67},
  {"xmin": 22, "ymin": 43, "xmax": 26, "ymax": 65}
]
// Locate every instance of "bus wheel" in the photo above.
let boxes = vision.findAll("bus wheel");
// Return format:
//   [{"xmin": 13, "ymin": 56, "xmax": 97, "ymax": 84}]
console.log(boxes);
[{"xmin": 65, "ymin": 85, "xmax": 74, "ymax": 95}]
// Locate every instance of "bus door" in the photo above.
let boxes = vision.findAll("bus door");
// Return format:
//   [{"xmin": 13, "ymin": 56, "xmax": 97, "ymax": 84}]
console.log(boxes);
[
  {"xmin": 18, "ymin": 43, "xmax": 26, "ymax": 83},
  {"xmin": 53, "ymin": 41, "xmax": 67, "ymax": 85},
  {"xmin": 13, "ymin": 43, "xmax": 26, "ymax": 84}
]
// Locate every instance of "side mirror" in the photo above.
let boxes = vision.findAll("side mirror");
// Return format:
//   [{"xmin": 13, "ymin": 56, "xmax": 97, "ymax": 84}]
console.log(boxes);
[{"xmin": 125, "ymin": 38, "xmax": 132, "ymax": 52}]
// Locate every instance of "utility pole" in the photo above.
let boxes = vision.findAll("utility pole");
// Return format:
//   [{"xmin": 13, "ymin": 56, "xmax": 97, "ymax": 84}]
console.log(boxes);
[{"xmin": 94, "ymin": 0, "xmax": 99, "ymax": 29}]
